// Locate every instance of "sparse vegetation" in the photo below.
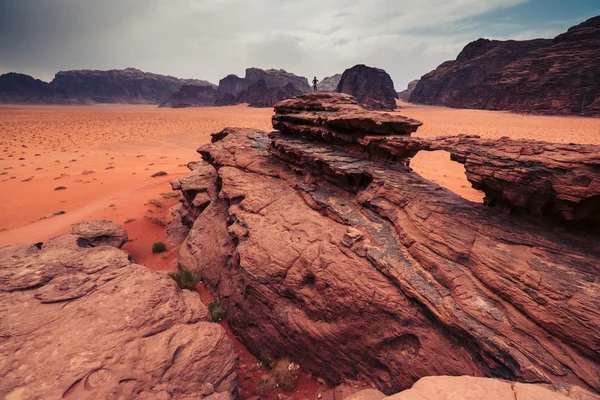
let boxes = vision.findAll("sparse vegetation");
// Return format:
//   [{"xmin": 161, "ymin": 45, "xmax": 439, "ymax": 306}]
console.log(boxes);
[
  {"xmin": 168, "ymin": 270, "xmax": 202, "ymax": 291},
  {"xmin": 208, "ymin": 300, "xmax": 227, "ymax": 322},
  {"xmin": 124, "ymin": 218, "xmax": 135, "ymax": 224},
  {"xmin": 54, "ymin": 186, "xmax": 67, "ymax": 190},
  {"xmin": 255, "ymin": 358, "xmax": 300, "ymax": 396},
  {"xmin": 161, "ymin": 192, "xmax": 180, "ymax": 199},
  {"xmin": 145, "ymin": 216, "xmax": 166, "ymax": 226},
  {"xmin": 151, "ymin": 171, "xmax": 167, "ymax": 177},
  {"xmin": 148, "ymin": 199, "xmax": 162, "ymax": 208},
  {"xmin": 152, "ymin": 241, "xmax": 167, "ymax": 253}
]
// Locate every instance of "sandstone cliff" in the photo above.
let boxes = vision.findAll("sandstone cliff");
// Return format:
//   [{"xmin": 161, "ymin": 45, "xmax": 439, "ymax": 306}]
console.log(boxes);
[
  {"xmin": 0, "ymin": 68, "xmax": 216, "ymax": 105},
  {"xmin": 410, "ymin": 16, "xmax": 600, "ymax": 116},
  {"xmin": 171, "ymin": 93, "xmax": 600, "ymax": 395},
  {"xmin": 336, "ymin": 65, "xmax": 398, "ymax": 110}
]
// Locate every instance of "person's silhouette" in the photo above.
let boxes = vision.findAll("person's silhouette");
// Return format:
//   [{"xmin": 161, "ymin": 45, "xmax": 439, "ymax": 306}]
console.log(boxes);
[{"xmin": 312, "ymin": 76, "xmax": 319, "ymax": 93}]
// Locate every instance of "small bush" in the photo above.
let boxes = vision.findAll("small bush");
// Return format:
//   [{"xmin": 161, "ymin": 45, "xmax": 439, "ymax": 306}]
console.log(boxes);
[
  {"xmin": 257, "ymin": 374, "xmax": 276, "ymax": 397},
  {"xmin": 148, "ymin": 199, "xmax": 162, "ymax": 208},
  {"xmin": 151, "ymin": 171, "xmax": 167, "ymax": 177},
  {"xmin": 272, "ymin": 358, "xmax": 300, "ymax": 391},
  {"xmin": 152, "ymin": 241, "xmax": 167, "ymax": 253},
  {"xmin": 208, "ymin": 300, "xmax": 227, "ymax": 322},
  {"xmin": 168, "ymin": 270, "xmax": 202, "ymax": 291}
]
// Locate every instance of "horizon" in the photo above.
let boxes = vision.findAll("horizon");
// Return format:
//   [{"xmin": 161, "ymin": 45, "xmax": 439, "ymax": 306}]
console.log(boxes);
[{"xmin": 1, "ymin": 1, "xmax": 599, "ymax": 90}]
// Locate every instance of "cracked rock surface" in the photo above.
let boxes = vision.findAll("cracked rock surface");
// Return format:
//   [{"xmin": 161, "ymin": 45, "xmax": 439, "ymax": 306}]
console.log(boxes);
[
  {"xmin": 173, "ymin": 93, "xmax": 600, "ymax": 395},
  {"xmin": 0, "ymin": 227, "xmax": 237, "ymax": 400}
]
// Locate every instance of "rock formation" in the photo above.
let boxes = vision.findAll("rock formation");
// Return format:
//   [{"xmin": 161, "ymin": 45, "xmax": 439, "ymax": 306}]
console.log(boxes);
[
  {"xmin": 351, "ymin": 377, "xmax": 600, "ymax": 400},
  {"xmin": 0, "ymin": 222, "xmax": 237, "ymax": 399},
  {"xmin": 172, "ymin": 93, "xmax": 600, "ymax": 395},
  {"xmin": 217, "ymin": 74, "xmax": 252, "ymax": 97},
  {"xmin": 336, "ymin": 65, "xmax": 398, "ymax": 111},
  {"xmin": 235, "ymin": 80, "xmax": 303, "ymax": 108},
  {"xmin": 159, "ymin": 85, "xmax": 235, "ymax": 108},
  {"xmin": 0, "ymin": 68, "xmax": 216, "ymax": 105},
  {"xmin": 410, "ymin": 16, "xmax": 600, "ymax": 116},
  {"xmin": 318, "ymin": 74, "xmax": 342, "ymax": 92},
  {"xmin": 397, "ymin": 80, "xmax": 419, "ymax": 101},
  {"xmin": 0, "ymin": 72, "xmax": 56, "ymax": 104},
  {"xmin": 217, "ymin": 68, "xmax": 310, "ymax": 95},
  {"xmin": 71, "ymin": 220, "xmax": 129, "ymax": 248}
]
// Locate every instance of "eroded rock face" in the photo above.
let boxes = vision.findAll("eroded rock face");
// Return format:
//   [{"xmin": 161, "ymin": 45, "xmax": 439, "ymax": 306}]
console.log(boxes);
[
  {"xmin": 351, "ymin": 377, "xmax": 600, "ymax": 400},
  {"xmin": 174, "ymin": 93, "xmax": 600, "ymax": 395},
  {"xmin": 336, "ymin": 65, "xmax": 398, "ymax": 111},
  {"xmin": 410, "ymin": 16, "xmax": 600, "ymax": 116},
  {"xmin": 0, "ymin": 229, "xmax": 237, "ymax": 400},
  {"xmin": 0, "ymin": 72, "xmax": 56, "ymax": 104},
  {"xmin": 236, "ymin": 80, "xmax": 303, "ymax": 108},
  {"xmin": 71, "ymin": 220, "xmax": 129, "ymax": 248}
]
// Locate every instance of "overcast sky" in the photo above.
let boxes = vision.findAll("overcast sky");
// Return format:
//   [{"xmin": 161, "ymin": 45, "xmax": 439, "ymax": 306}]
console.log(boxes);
[{"xmin": 1, "ymin": 0, "xmax": 599, "ymax": 89}]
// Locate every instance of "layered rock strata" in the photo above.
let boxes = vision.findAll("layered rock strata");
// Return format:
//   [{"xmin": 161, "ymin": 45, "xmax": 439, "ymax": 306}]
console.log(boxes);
[{"xmin": 173, "ymin": 93, "xmax": 600, "ymax": 394}]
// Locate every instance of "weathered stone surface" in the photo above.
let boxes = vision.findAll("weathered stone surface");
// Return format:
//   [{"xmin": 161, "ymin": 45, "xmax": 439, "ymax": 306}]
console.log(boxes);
[
  {"xmin": 217, "ymin": 68, "xmax": 310, "ymax": 97},
  {"xmin": 318, "ymin": 74, "xmax": 343, "ymax": 92},
  {"xmin": 71, "ymin": 219, "xmax": 129, "ymax": 248},
  {"xmin": 0, "ymin": 230, "xmax": 237, "ymax": 400},
  {"xmin": 353, "ymin": 377, "xmax": 600, "ymax": 400},
  {"xmin": 174, "ymin": 94, "xmax": 600, "ymax": 395},
  {"xmin": 397, "ymin": 80, "xmax": 419, "ymax": 102},
  {"xmin": 0, "ymin": 72, "xmax": 56, "ymax": 104},
  {"xmin": 410, "ymin": 16, "xmax": 600, "ymax": 116},
  {"xmin": 336, "ymin": 65, "xmax": 398, "ymax": 111}
]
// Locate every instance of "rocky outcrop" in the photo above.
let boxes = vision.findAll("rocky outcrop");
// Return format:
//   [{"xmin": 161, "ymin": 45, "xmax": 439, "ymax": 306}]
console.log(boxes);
[
  {"xmin": 159, "ymin": 85, "xmax": 235, "ymax": 108},
  {"xmin": 336, "ymin": 65, "xmax": 398, "ymax": 111},
  {"xmin": 0, "ymin": 223, "xmax": 238, "ymax": 400},
  {"xmin": 245, "ymin": 68, "xmax": 311, "ymax": 93},
  {"xmin": 217, "ymin": 74, "xmax": 252, "ymax": 97},
  {"xmin": 71, "ymin": 220, "xmax": 129, "ymax": 248},
  {"xmin": 352, "ymin": 377, "xmax": 600, "ymax": 400},
  {"xmin": 173, "ymin": 93, "xmax": 600, "ymax": 395},
  {"xmin": 397, "ymin": 80, "xmax": 419, "ymax": 101},
  {"xmin": 318, "ymin": 74, "xmax": 342, "ymax": 92},
  {"xmin": 410, "ymin": 16, "xmax": 600, "ymax": 116},
  {"xmin": 0, "ymin": 68, "xmax": 216, "ymax": 105},
  {"xmin": 236, "ymin": 80, "xmax": 303, "ymax": 108}
]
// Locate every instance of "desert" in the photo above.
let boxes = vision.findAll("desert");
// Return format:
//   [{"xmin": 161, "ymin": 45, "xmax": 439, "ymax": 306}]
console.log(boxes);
[{"xmin": 2, "ymin": 3, "xmax": 600, "ymax": 400}]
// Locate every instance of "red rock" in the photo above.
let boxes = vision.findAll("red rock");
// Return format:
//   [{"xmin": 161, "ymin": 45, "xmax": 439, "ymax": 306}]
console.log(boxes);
[
  {"xmin": 0, "ymin": 225, "xmax": 237, "ymax": 399},
  {"xmin": 318, "ymin": 74, "xmax": 342, "ymax": 93},
  {"xmin": 336, "ymin": 65, "xmax": 399, "ymax": 111},
  {"xmin": 410, "ymin": 16, "xmax": 600, "ymax": 116},
  {"xmin": 397, "ymin": 80, "xmax": 419, "ymax": 102}
]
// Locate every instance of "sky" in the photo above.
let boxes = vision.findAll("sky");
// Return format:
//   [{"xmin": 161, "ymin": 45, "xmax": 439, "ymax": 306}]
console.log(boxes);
[{"xmin": 0, "ymin": 0, "xmax": 599, "ymax": 90}]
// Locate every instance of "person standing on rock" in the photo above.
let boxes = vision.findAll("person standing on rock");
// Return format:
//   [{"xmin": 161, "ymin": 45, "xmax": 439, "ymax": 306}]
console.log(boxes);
[{"xmin": 312, "ymin": 76, "xmax": 319, "ymax": 93}]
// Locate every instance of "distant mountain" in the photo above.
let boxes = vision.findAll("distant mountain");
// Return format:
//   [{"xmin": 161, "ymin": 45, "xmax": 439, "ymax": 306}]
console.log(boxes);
[
  {"xmin": 397, "ymin": 79, "xmax": 419, "ymax": 101},
  {"xmin": 410, "ymin": 15, "xmax": 600, "ymax": 116},
  {"xmin": 336, "ymin": 64, "xmax": 398, "ymax": 111},
  {"xmin": 163, "ymin": 68, "xmax": 309, "ymax": 108},
  {"xmin": 318, "ymin": 74, "xmax": 342, "ymax": 92},
  {"xmin": 0, "ymin": 68, "xmax": 216, "ymax": 105}
]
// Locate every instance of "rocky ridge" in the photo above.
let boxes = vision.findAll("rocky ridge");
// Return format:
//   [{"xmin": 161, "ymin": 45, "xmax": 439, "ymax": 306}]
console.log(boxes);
[
  {"xmin": 397, "ymin": 80, "xmax": 419, "ymax": 101},
  {"xmin": 0, "ymin": 221, "xmax": 237, "ymax": 400},
  {"xmin": 172, "ymin": 93, "xmax": 600, "ymax": 394},
  {"xmin": 319, "ymin": 74, "xmax": 343, "ymax": 92},
  {"xmin": 410, "ymin": 16, "xmax": 600, "ymax": 116}
]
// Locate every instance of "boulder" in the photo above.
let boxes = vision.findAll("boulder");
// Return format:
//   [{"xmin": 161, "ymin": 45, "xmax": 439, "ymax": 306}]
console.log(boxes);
[
  {"xmin": 0, "ymin": 230, "xmax": 237, "ymax": 399},
  {"xmin": 174, "ymin": 93, "xmax": 600, "ymax": 395},
  {"xmin": 410, "ymin": 16, "xmax": 600, "ymax": 116},
  {"xmin": 71, "ymin": 220, "xmax": 129, "ymax": 248},
  {"xmin": 336, "ymin": 65, "xmax": 398, "ymax": 111}
]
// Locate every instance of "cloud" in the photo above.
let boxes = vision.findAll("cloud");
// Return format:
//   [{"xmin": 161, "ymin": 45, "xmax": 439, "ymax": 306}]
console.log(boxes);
[{"xmin": 0, "ymin": 0, "xmax": 582, "ymax": 88}]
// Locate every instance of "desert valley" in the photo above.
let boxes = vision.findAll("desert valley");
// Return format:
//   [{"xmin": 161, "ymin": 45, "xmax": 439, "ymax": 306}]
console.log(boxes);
[{"xmin": 1, "ymin": 7, "xmax": 600, "ymax": 400}]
